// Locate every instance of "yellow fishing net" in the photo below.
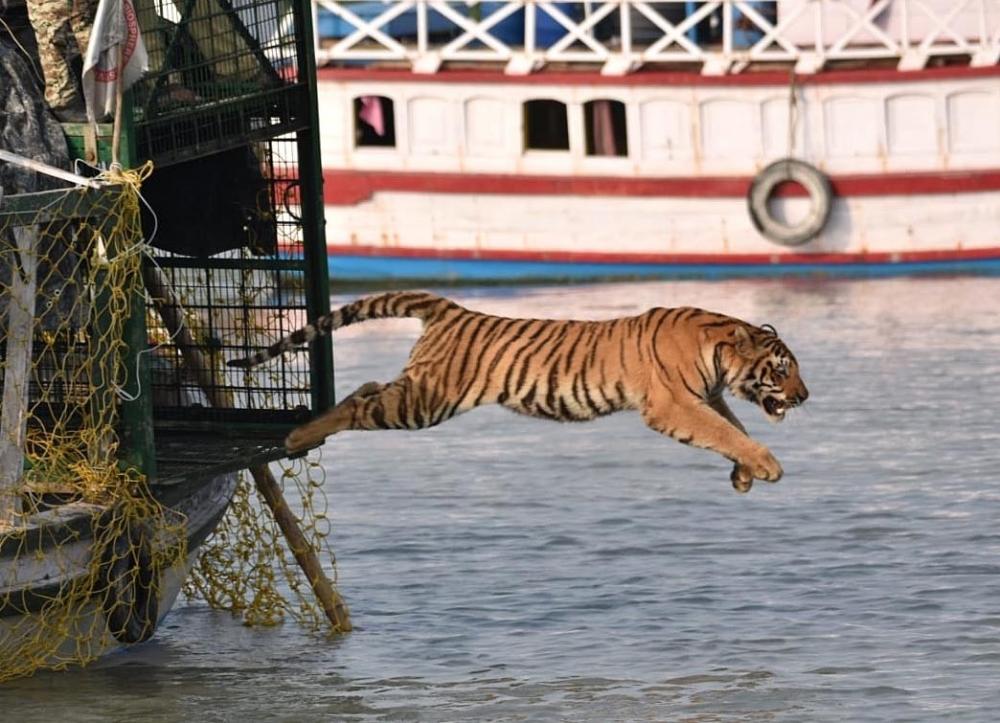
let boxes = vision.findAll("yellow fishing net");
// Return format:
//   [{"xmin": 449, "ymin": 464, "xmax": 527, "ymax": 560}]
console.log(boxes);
[
  {"xmin": 185, "ymin": 454, "xmax": 346, "ymax": 631},
  {"xmin": 0, "ymin": 168, "xmax": 348, "ymax": 684},
  {"xmin": 0, "ymin": 170, "xmax": 184, "ymax": 682}
]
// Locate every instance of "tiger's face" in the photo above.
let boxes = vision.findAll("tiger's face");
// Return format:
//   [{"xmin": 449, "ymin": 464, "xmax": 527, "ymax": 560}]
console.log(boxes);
[{"xmin": 729, "ymin": 325, "xmax": 808, "ymax": 422}]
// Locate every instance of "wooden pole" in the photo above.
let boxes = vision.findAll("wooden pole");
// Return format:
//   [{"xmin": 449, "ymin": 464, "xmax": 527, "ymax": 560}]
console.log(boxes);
[
  {"xmin": 249, "ymin": 464, "xmax": 351, "ymax": 631},
  {"xmin": 143, "ymin": 266, "xmax": 351, "ymax": 631},
  {"xmin": 0, "ymin": 226, "xmax": 39, "ymax": 523},
  {"xmin": 142, "ymin": 267, "xmax": 228, "ymax": 408},
  {"xmin": 110, "ymin": 40, "xmax": 126, "ymax": 169}
]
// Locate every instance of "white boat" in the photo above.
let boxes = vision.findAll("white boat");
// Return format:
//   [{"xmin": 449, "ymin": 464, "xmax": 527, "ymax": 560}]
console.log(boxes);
[{"xmin": 311, "ymin": 0, "xmax": 1000, "ymax": 281}]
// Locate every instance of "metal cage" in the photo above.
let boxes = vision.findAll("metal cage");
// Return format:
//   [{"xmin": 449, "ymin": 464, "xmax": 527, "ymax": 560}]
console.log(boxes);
[{"xmin": 130, "ymin": 0, "xmax": 333, "ymax": 442}]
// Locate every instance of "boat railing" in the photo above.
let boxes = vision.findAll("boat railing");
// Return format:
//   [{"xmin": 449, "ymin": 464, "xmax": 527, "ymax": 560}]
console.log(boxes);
[{"xmin": 309, "ymin": 0, "xmax": 1000, "ymax": 75}]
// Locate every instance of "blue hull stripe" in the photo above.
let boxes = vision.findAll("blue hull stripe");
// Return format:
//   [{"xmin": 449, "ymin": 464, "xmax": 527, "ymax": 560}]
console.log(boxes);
[{"xmin": 329, "ymin": 255, "xmax": 1000, "ymax": 281}]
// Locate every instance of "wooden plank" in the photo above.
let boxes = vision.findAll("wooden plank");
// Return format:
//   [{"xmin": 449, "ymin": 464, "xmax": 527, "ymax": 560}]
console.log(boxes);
[
  {"xmin": 0, "ymin": 187, "xmax": 116, "ymax": 227},
  {"xmin": 250, "ymin": 464, "xmax": 352, "ymax": 631},
  {"xmin": 0, "ymin": 226, "xmax": 39, "ymax": 523}
]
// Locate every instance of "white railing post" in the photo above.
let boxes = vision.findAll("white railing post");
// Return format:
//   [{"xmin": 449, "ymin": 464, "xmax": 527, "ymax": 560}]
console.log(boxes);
[
  {"xmin": 503, "ymin": 1, "xmax": 537, "ymax": 74},
  {"xmin": 602, "ymin": 0, "xmax": 635, "ymax": 75},
  {"xmin": 312, "ymin": 0, "xmax": 321, "ymax": 67},
  {"xmin": 702, "ymin": 0, "xmax": 734, "ymax": 74},
  {"xmin": 973, "ymin": 0, "xmax": 1000, "ymax": 65},
  {"xmin": 898, "ymin": 0, "xmax": 922, "ymax": 69},
  {"xmin": 417, "ymin": 0, "xmax": 428, "ymax": 55},
  {"xmin": 901, "ymin": 0, "xmax": 912, "ymax": 55},
  {"xmin": 723, "ymin": 0, "xmax": 733, "ymax": 54},
  {"xmin": 620, "ymin": 0, "xmax": 632, "ymax": 58},
  {"xmin": 525, "ymin": 1, "xmax": 537, "ymax": 55},
  {"xmin": 413, "ymin": 1, "xmax": 445, "ymax": 72}
]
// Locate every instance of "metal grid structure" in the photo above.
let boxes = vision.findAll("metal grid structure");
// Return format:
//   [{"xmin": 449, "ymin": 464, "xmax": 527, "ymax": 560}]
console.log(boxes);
[
  {"xmin": 148, "ymin": 138, "xmax": 319, "ymax": 427},
  {"xmin": 130, "ymin": 0, "xmax": 333, "ymax": 435},
  {"xmin": 133, "ymin": 0, "xmax": 307, "ymax": 164}
]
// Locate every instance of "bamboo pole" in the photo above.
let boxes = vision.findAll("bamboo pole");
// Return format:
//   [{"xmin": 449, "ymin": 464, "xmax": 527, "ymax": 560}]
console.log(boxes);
[
  {"xmin": 142, "ymin": 267, "xmax": 227, "ymax": 407},
  {"xmin": 143, "ymin": 266, "xmax": 351, "ymax": 631},
  {"xmin": 110, "ymin": 40, "xmax": 125, "ymax": 169}
]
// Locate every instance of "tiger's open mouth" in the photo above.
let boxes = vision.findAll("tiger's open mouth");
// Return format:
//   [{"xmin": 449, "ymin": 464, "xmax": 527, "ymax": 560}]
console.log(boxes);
[{"xmin": 763, "ymin": 396, "xmax": 788, "ymax": 420}]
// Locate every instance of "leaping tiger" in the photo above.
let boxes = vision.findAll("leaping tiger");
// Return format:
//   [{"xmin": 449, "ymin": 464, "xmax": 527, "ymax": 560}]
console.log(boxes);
[{"xmin": 228, "ymin": 291, "xmax": 808, "ymax": 492}]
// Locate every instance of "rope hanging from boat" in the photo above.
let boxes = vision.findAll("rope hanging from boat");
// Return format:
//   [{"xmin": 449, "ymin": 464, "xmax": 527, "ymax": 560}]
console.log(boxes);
[{"xmin": 745, "ymin": 69, "xmax": 832, "ymax": 247}]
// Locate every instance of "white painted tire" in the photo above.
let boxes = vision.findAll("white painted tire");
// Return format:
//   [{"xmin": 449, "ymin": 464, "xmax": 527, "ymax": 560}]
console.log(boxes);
[{"xmin": 747, "ymin": 159, "xmax": 833, "ymax": 247}]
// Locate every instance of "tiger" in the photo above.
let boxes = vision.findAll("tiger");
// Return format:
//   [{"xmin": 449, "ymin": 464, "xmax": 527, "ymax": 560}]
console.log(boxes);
[{"xmin": 228, "ymin": 291, "xmax": 808, "ymax": 492}]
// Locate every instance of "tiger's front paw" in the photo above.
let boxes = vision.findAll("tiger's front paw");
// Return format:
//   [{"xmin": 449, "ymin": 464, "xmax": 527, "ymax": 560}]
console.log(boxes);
[
  {"xmin": 747, "ymin": 447, "xmax": 783, "ymax": 483},
  {"xmin": 731, "ymin": 448, "xmax": 783, "ymax": 492},
  {"xmin": 730, "ymin": 464, "xmax": 753, "ymax": 493}
]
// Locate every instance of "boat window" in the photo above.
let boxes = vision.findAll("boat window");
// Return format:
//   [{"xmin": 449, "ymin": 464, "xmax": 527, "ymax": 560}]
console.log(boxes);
[
  {"xmin": 354, "ymin": 96, "xmax": 396, "ymax": 147},
  {"xmin": 584, "ymin": 100, "xmax": 628, "ymax": 157},
  {"xmin": 523, "ymin": 99, "xmax": 569, "ymax": 151}
]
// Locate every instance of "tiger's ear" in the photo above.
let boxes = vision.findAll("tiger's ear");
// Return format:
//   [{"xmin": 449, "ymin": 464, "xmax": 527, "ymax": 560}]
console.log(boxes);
[{"xmin": 732, "ymin": 325, "xmax": 755, "ymax": 358}]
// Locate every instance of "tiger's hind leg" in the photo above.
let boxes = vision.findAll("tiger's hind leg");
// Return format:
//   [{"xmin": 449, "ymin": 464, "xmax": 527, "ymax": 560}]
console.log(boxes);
[
  {"xmin": 348, "ymin": 381, "xmax": 385, "ymax": 399},
  {"xmin": 285, "ymin": 375, "xmax": 446, "ymax": 456}
]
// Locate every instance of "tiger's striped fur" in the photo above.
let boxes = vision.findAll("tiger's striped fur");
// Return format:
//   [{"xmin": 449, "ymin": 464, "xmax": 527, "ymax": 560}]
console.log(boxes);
[{"xmin": 228, "ymin": 291, "xmax": 808, "ymax": 491}]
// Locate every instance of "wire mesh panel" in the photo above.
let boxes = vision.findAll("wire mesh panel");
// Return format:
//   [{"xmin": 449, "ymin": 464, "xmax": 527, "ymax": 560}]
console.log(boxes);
[
  {"xmin": 133, "ymin": 0, "xmax": 309, "ymax": 165},
  {"xmin": 144, "ymin": 132, "xmax": 330, "ymax": 428}
]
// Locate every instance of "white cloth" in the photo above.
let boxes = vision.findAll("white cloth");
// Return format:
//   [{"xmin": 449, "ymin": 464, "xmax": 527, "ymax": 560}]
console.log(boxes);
[{"xmin": 81, "ymin": 0, "xmax": 149, "ymax": 121}]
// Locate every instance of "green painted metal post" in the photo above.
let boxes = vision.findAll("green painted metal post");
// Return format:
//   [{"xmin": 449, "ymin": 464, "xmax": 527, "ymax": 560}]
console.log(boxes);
[
  {"xmin": 295, "ymin": 0, "xmax": 335, "ymax": 416},
  {"xmin": 116, "ymin": 93, "xmax": 157, "ymax": 480},
  {"xmin": 118, "ymin": 264, "xmax": 156, "ymax": 481}
]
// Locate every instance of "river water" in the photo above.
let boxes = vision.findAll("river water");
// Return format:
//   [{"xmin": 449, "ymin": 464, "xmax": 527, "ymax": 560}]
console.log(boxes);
[{"xmin": 4, "ymin": 278, "xmax": 1000, "ymax": 721}]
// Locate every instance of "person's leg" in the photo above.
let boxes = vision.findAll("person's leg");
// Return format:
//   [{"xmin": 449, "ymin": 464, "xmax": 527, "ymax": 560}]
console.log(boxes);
[
  {"xmin": 67, "ymin": 0, "xmax": 99, "ymax": 66},
  {"xmin": 26, "ymin": 0, "xmax": 81, "ymax": 112}
]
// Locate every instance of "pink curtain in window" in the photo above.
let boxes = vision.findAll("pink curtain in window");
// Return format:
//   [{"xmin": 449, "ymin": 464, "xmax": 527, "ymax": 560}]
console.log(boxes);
[
  {"xmin": 358, "ymin": 96, "xmax": 385, "ymax": 137},
  {"xmin": 591, "ymin": 100, "xmax": 618, "ymax": 156}
]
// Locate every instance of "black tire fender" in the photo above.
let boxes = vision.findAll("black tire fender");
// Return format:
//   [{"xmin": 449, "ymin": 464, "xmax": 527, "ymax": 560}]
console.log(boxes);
[
  {"xmin": 747, "ymin": 158, "xmax": 833, "ymax": 246},
  {"xmin": 100, "ymin": 518, "xmax": 160, "ymax": 644}
]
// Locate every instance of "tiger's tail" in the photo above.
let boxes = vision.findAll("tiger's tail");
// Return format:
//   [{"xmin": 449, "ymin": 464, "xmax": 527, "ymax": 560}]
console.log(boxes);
[{"xmin": 227, "ymin": 291, "xmax": 452, "ymax": 369}]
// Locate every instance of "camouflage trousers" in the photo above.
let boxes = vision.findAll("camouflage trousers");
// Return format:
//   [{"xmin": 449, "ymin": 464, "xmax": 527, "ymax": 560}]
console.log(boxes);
[{"xmin": 26, "ymin": 0, "xmax": 100, "ymax": 110}]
